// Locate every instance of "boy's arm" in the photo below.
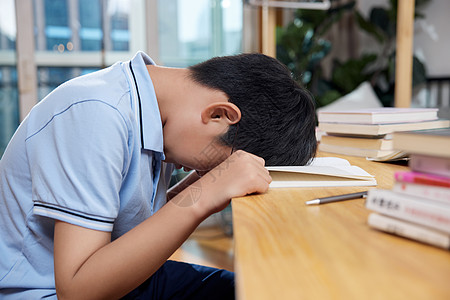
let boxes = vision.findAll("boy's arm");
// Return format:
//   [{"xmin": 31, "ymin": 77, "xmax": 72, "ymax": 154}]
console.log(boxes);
[{"xmin": 54, "ymin": 150, "xmax": 271, "ymax": 300}]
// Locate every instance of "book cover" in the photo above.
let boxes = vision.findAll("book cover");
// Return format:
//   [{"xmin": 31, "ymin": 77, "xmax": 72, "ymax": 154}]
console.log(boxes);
[
  {"xmin": 320, "ymin": 134, "xmax": 393, "ymax": 150},
  {"xmin": 266, "ymin": 157, "xmax": 376, "ymax": 188},
  {"xmin": 409, "ymin": 154, "xmax": 450, "ymax": 177},
  {"xmin": 318, "ymin": 119, "xmax": 450, "ymax": 137},
  {"xmin": 368, "ymin": 213, "xmax": 450, "ymax": 250},
  {"xmin": 393, "ymin": 181, "xmax": 450, "ymax": 205},
  {"xmin": 366, "ymin": 189, "xmax": 450, "ymax": 234},
  {"xmin": 393, "ymin": 128, "xmax": 450, "ymax": 158},
  {"xmin": 318, "ymin": 143, "xmax": 398, "ymax": 159},
  {"xmin": 318, "ymin": 108, "xmax": 438, "ymax": 124},
  {"xmin": 395, "ymin": 171, "xmax": 450, "ymax": 188}
]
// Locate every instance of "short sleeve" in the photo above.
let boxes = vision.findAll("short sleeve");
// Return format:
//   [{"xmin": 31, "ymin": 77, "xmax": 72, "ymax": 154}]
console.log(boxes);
[{"xmin": 26, "ymin": 100, "xmax": 130, "ymax": 232}]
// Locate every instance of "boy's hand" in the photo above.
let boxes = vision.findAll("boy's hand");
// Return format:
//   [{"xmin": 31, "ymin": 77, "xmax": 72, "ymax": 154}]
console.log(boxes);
[{"xmin": 197, "ymin": 150, "xmax": 272, "ymax": 215}]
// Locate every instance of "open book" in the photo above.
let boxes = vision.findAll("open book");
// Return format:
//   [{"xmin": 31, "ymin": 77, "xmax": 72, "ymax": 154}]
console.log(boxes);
[{"xmin": 266, "ymin": 157, "xmax": 376, "ymax": 188}]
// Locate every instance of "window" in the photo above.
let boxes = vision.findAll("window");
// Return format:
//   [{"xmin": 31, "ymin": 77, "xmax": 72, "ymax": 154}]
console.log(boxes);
[
  {"xmin": 32, "ymin": 0, "xmax": 142, "ymax": 102},
  {"xmin": 35, "ymin": 0, "xmax": 132, "ymax": 53},
  {"xmin": 158, "ymin": 0, "xmax": 243, "ymax": 67},
  {"xmin": 42, "ymin": 0, "xmax": 71, "ymax": 51},
  {"xmin": 1, "ymin": 0, "xmax": 244, "ymax": 156},
  {"xmin": 79, "ymin": 0, "xmax": 103, "ymax": 51},
  {"xmin": 0, "ymin": 0, "xmax": 18, "ymax": 154}
]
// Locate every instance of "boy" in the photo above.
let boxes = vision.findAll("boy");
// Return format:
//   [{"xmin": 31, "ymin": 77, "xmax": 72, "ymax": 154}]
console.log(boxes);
[{"xmin": 0, "ymin": 51, "xmax": 316, "ymax": 299}]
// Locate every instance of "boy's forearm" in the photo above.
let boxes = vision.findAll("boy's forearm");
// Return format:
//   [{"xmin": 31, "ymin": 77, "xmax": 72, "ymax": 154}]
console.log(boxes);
[{"xmin": 55, "ymin": 184, "xmax": 211, "ymax": 300}]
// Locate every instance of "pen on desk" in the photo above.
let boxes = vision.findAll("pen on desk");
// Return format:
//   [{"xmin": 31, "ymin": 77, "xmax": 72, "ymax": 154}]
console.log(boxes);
[{"xmin": 306, "ymin": 191, "xmax": 368, "ymax": 205}]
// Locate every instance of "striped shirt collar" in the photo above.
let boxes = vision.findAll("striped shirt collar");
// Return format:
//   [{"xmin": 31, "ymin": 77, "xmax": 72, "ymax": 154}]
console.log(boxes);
[{"xmin": 126, "ymin": 52, "xmax": 165, "ymax": 159}]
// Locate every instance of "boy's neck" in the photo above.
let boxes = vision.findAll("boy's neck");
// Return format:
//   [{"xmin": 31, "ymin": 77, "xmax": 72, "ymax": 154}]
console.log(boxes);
[{"xmin": 146, "ymin": 65, "xmax": 189, "ymax": 126}]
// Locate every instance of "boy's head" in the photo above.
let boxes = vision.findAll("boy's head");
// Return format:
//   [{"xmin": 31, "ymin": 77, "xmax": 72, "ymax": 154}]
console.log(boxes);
[{"xmin": 188, "ymin": 53, "xmax": 317, "ymax": 166}]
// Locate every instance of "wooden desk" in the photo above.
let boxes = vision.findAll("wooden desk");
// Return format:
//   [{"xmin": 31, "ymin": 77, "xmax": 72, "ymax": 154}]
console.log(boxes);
[{"xmin": 232, "ymin": 153, "xmax": 450, "ymax": 300}]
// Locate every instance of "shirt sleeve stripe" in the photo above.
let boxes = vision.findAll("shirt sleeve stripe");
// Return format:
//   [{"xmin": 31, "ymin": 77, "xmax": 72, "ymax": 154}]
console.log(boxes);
[{"xmin": 33, "ymin": 202, "xmax": 115, "ymax": 232}]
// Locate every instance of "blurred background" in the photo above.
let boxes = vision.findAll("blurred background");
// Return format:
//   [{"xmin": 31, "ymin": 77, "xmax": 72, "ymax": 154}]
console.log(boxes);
[{"xmin": 1, "ymin": 0, "xmax": 449, "ymax": 156}]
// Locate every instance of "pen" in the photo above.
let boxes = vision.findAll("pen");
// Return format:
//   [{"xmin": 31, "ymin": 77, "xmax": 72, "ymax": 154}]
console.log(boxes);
[{"xmin": 306, "ymin": 191, "xmax": 368, "ymax": 205}]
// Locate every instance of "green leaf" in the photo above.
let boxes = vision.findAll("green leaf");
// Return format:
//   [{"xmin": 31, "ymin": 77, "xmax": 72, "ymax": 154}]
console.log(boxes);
[
  {"xmin": 331, "ymin": 54, "xmax": 377, "ymax": 94},
  {"xmin": 412, "ymin": 56, "xmax": 427, "ymax": 86},
  {"xmin": 354, "ymin": 10, "xmax": 384, "ymax": 43},
  {"xmin": 387, "ymin": 56, "xmax": 396, "ymax": 83},
  {"xmin": 294, "ymin": 9, "xmax": 326, "ymax": 29},
  {"xmin": 370, "ymin": 7, "xmax": 391, "ymax": 37},
  {"xmin": 316, "ymin": 90, "xmax": 342, "ymax": 107},
  {"xmin": 316, "ymin": 1, "xmax": 356, "ymax": 36}
]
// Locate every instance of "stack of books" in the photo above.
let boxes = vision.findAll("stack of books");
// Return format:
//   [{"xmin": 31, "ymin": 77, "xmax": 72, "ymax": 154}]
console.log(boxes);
[
  {"xmin": 317, "ymin": 108, "xmax": 450, "ymax": 160},
  {"xmin": 365, "ymin": 128, "xmax": 450, "ymax": 249}
]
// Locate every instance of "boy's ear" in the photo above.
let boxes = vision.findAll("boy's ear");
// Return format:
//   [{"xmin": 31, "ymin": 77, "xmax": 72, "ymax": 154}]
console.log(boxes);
[{"xmin": 201, "ymin": 102, "xmax": 241, "ymax": 125}]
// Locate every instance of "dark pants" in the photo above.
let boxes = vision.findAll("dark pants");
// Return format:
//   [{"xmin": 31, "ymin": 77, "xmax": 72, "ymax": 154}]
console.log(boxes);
[{"xmin": 122, "ymin": 260, "xmax": 235, "ymax": 300}]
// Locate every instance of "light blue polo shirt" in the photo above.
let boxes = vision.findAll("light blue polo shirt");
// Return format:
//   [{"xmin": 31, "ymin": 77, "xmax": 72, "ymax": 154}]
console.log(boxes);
[{"xmin": 0, "ymin": 52, "xmax": 174, "ymax": 298}]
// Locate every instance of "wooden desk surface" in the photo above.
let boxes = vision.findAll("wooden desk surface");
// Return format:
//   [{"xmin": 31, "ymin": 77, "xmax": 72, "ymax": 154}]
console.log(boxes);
[{"xmin": 232, "ymin": 153, "xmax": 450, "ymax": 300}]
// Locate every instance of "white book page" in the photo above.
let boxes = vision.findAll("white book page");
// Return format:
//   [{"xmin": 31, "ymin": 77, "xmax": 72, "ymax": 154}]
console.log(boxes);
[
  {"xmin": 266, "ymin": 157, "xmax": 375, "ymax": 180},
  {"xmin": 308, "ymin": 157, "xmax": 351, "ymax": 166}
]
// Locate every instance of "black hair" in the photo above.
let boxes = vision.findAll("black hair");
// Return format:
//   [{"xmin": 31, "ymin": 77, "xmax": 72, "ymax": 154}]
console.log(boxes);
[{"xmin": 189, "ymin": 53, "xmax": 316, "ymax": 166}]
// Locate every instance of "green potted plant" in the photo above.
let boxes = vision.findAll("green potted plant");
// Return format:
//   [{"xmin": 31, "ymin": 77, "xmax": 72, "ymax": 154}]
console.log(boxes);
[{"xmin": 276, "ymin": 0, "xmax": 431, "ymax": 108}]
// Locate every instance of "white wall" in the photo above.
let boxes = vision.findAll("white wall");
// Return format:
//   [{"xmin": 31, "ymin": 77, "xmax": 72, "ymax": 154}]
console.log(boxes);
[
  {"xmin": 413, "ymin": 0, "xmax": 450, "ymax": 77},
  {"xmin": 359, "ymin": 0, "xmax": 450, "ymax": 77}
]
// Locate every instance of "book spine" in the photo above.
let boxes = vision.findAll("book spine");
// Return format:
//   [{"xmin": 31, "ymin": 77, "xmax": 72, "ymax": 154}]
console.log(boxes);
[
  {"xmin": 365, "ymin": 189, "xmax": 450, "ymax": 234},
  {"xmin": 409, "ymin": 154, "xmax": 450, "ymax": 177},
  {"xmin": 318, "ymin": 143, "xmax": 380, "ymax": 158},
  {"xmin": 368, "ymin": 213, "xmax": 450, "ymax": 250},
  {"xmin": 392, "ymin": 182, "xmax": 450, "ymax": 205},
  {"xmin": 394, "ymin": 171, "xmax": 450, "ymax": 188}
]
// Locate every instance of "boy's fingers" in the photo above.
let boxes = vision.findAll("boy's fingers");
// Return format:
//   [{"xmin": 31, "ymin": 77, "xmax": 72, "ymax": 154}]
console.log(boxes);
[
  {"xmin": 252, "ymin": 155, "xmax": 266, "ymax": 166},
  {"xmin": 245, "ymin": 151, "xmax": 265, "ymax": 165},
  {"xmin": 255, "ymin": 173, "xmax": 271, "ymax": 193},
  {"xmin": 248, "ymin": 154, "xmax": 270, "ymax": 177},
  {"xmin": 264, "ymin": 170, "xmax": 272, "ymax": 183},
  {"xmin": 233, "ymin": 150, "xmax": 265, "ymax": 166},
  {"xmin": 260, "ymin": 166, "xmax": 272, "ymax": 183},
  {"xmin": 233, "ymin": 150, "xmax": 270, "ymax": 183}
]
